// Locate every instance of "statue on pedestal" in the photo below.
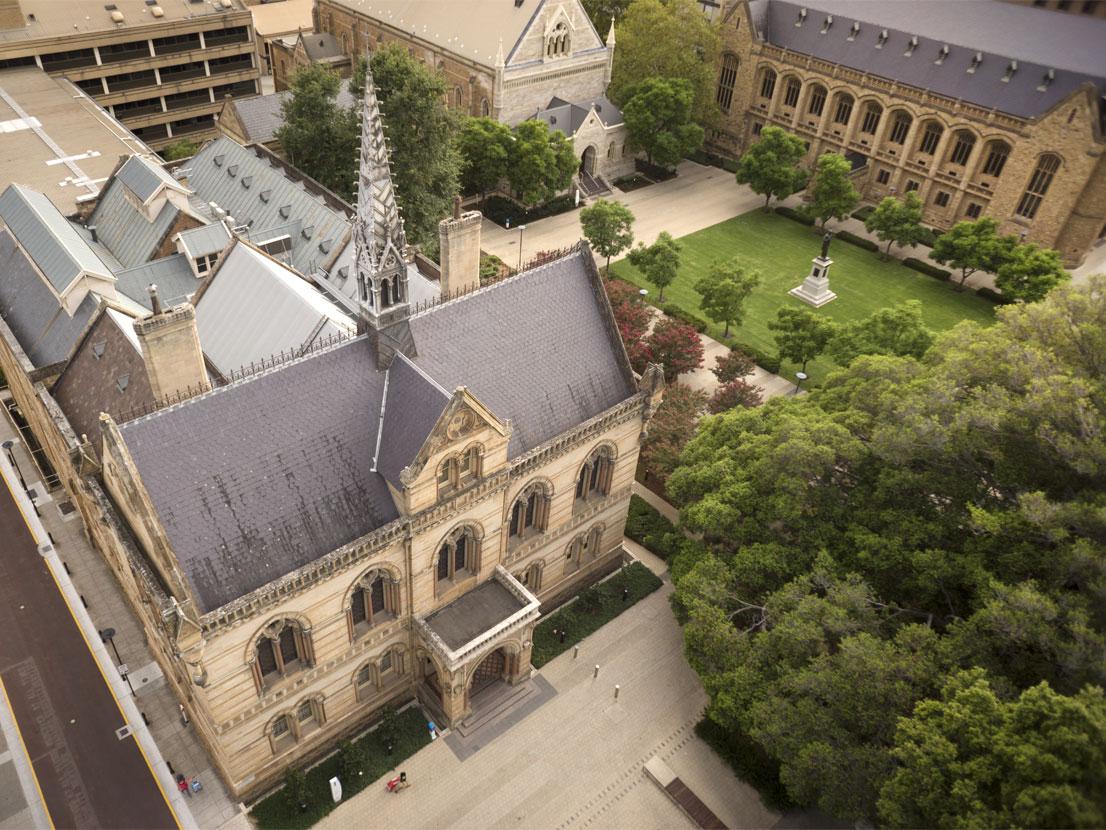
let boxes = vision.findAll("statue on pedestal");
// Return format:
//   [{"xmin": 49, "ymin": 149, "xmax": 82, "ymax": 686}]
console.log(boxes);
[
  {"xmin": 789, "ymin": 230, "xmax": 838, "ymax": 307},
  {"xmin": 820, "ymin": 231, "xmax": 833, "ymax": 260}
]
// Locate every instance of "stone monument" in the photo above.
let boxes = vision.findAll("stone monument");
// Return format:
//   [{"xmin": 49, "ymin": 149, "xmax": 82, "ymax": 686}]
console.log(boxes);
[{"xmin": 789, "ymin": 231, "xmax": 838, "ymax": 307}]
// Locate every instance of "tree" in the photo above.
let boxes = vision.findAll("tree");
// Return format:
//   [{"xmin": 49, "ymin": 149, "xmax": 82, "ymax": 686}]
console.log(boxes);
[
  {"xmin": 275, "ymin": 64, "xmax": 360, "ymax": 201},
  {"xmin": 806, "ymin": 152, "xmax": 859, "ymax": 230},
  {"xmin": 734, "ymin": 126, "xmax": 809, "ymax": 210},
  {"xmin": 768, "ymin": 307, "xmax": 835, "ymax": 372},
  {"xmin": 693, "ymin": 259, "xmax": 761, "ymax": 337},
  {"xmin": 995, "ymin": 242, "xmax": 1069, "ymax": 302},
  {"xmin": 643, "ymin": 317, "xmax": 704, "ymax": 382},
  {"xmin": 708, "ymin": 379, "xmax": 762, "ymax": 413},
  {"xmin": 161, "ymin": 138, "xmax": 199, "ymax": 161},
  {"xmin": 640, "ymin": 383, "xmax": 708, "ymax": 486},
  {"xmin": 626, "ymin": 231, "xmax": 681, "ymax": 301},
  {"xmin": 711, "ymin": 349, "xmax": 756, "ymax": 384},
  {"xmin": 580, "ymin": 199, "xmax": 635, "ymax": 272},
  {"xmin": 283, "ymin": 768, "xmax": 309, "ymax": 813},
  {"xmin": 458, "ymin": 116, "xmax": 513, "ymax": 200},
  {"xmin": 337, "ymin": 739, "xmax": 366, "ymax": 782},
  {"xmin": 605, "ymin": 278, "xmax": 652, "ymax": 345},
  {"xmin": 507, "ymin": 119, "xmax": 576, "ymax": 205},
  {"xmin": 622, "ymin": 77, "xmax": 705, "ymax": 170},
  {"xmin": 371, "ymin": 44, "xmax": 462, "ymax": 245},
  {"xmin": 609, "ymin": 0, "xmax": 722, "ymax": 122},
  {"xmin": 864, "ymin": 192, "xmax": 926, "ymax": 258},
  {"xmin": 879, "ymin": 669, "xmax": 1106, "ymax": 830},
  {"xmin": 582, "ymin": 0, "xmax": 632, "ymax": 33},
  {"xmin": 931, "ymin": 217, "xmax": 1018, "ymax": 289},
  {"xmin": 827, "ymin": 300, "xmax": 934, "ymax": 365}
]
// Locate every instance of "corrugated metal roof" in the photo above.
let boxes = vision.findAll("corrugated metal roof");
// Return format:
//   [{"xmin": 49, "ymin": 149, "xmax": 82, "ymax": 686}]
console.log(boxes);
[
  {"xmin": 113, "ymin": 254, "xmax": 198, "ymax": 311},
  {"xmin": 88, "ymin": 178, "xmax": 180, "ymax": 269},
  {"xmin": 177, "ymin": 223, "xmax": 231, "ymax": 260},
  {"xmin": 194, "ymin": 241, "xmax": 354, "ymax": 376},
  {"xmin": 115, "ymin": 155, "xmax": 185, "ymax": 204},
  {"xmin": 0, "ymin": 184, "xmax": 112, "ymax": 292},
  {"xmin": 186, "ymin": 137, "xmax": 351, "ymax": 275}
]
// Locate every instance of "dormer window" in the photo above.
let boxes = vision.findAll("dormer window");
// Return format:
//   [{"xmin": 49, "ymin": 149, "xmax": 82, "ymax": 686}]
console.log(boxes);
[
  {"xmin": 876, "ymin": 29, "xmax": 888, "ymax": 48},
  {"xmin": 935, "ymin": 45, "xmax": 949, "ymax": 65},
  {"xmin": 1003, "ymin": 60, "xmax": 1017, "ymax": 82},
  {"xmin": 437, "ymin": 445, "xmax": 480, "ymax": 495},
  {"xmin": 795, "ymin": 7, "xmax": 807, "ymax": 26},
  {"xmin": 1037, "ymin": 68, "xmax": 1055, "ymax": 91},
  {"xmin": 967, "ymin": 52, "xmax": 983, "ymax": 73},
  {"xmin": 847, "ymin": 21, "xmax": 859, "ymax": 41},
  {"xmin": 904, "ymin": 36, "xmax": 918, "ymax": 57},
  {"xmin": 820, "ymin": 14, "xmax": 832, "ymax": 33}
]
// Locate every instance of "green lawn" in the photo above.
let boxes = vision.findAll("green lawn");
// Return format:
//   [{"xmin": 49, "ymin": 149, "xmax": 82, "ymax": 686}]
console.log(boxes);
[{"xmin": 610, "ymin": 210, "xmax": 997, "ymax": 385}]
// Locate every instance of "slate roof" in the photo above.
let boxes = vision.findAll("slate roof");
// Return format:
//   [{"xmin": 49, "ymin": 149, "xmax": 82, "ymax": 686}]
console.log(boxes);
[
  {"xmin": 186, "ymin": 137, "xmax": 352, "ymax": 276},
  {"xmin": 118, "ymin": 337, "xmax": 399, "ymax": 613},
  {"xmin": 113, "ymin": 254, "xmax": 199, "ymax": 311},
  {"xmin": 535, "ymin": 95, "xmax": 623, "ymax": 136},
  {"xmin": 226, "ymin": 81, "xmax": 355, "ymax": 145},
  {"xmin": 316, "ymin": 238, "xmax": 438, "ymax": 314},
  {"xmin": 375, "ymin": 353, "xmax": 450, "ymax": 488},
  {"xmin": 757, "ymin": 0, "xmax": 1106, "ymax": 119},
  {"xmin": 194, "ymin": 241, "xmax": 355, "ymax": 377},
  {"xmin": 0, "ymin": 230, "xmax": 99, "ymax": 368},
  {"xmin": 424, "ymin": 578, "xmax": 527, "ymax": 651},
  {"xmin": 88, "ymin": 178, "xmax": 180, "ymax": 269},
  {"xmin": 176, "ymin": 223, "xmax": 231, "ymax": 260},
  {"xmin": 301, "ymin": 31, "xmax": 344, "ymax": 61},
  {"xmin": 116, "ymin": 245, "xmax": 637, "ymax": 612},
  {"xmin": 114, "ymin": 155, "xmax": 186, "ymax": 203},
  {"xmin": 0, "ymin": 184, "xmax": 113, "ymax": 292}
]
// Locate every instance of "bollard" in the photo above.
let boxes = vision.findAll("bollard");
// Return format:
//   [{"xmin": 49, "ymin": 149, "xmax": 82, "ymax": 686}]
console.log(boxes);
[
  {"xmin": 573, "ymin": 645, "xmax": 579, "ymax": 660},
  {"xmin": 614, "ymin": 685, "xmax": 620, "ymax": 700},
  {"xmin": 593, "ymin": 664, "xmax": 600, "ymax": 679}
]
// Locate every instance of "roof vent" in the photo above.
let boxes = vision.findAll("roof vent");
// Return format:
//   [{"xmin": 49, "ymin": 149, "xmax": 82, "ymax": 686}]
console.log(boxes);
[
  {"xmin": 847, "ymin": 21, "xmax": 859, "ymax": 41},
  {"xmin": 301, "ymin": 225, "xmax": 314, "ymax": 239},
  {"xmin": 226, "ymin": 164, "xmax": 238, "ymax": 178},
  {"xmin": 1002, "ymin": 60, "xmax": 1017, "ymax": 82},
  {"xmin": 795, "ymin": 7, "xmax": 807, "ymax": 26},
  {"xmin": 116, "ymin": 373, "xmax": 130, "ymax": 393},
  {"xmin": 337, "ymin": 265, "xmax": 349, "ymax": 281},
  {"xmin": 151, "ymin": 5, "xmax": 163, "ymax": 17},
  {"xmin": 91, "ymin": 340, "xmax": 106, "ymax": 359},
  {"xmin": 1037, "ymin": 68, "xmax": 1055, "ymax": 91},
  {"xmin": 213, "ymin": 154, "xmax": 225, "ymax": 167},
  {"xmin": 935, "ymin": 45, "xmax": 949, "ymax": 65},
  {"xmin": 904, "ymin": 35, "xmax": 918, "ymax": 57},
  {"xmin": 820, "ymin": 14, "xmax": 832, "ymax": 34},
  {"xmin": 967, "ymin": 52, "xmax": 983, "ymax": 74},
  {"xmin": 278, "ymin": 204, "xmax": 291, "ymax": 219},
  {"xmin": 220, "ymin": 0, "xmax": 233, "ymax": 8},
  {"xmin": 240, "ymin": 175, "xmax": 252, "ymax": 189},
  {"xmin": 259, "ymin": 189, "xmax": 271, "ymax": 203},
  {"xmin": 876, "ymin": 29, "xmax": 888, "ymax": 48},
  {"xmin": 514, "ymin": 0, "xmax": 524, "ymax": 7},
  {"xmin": 318, "ymin": 239, "xmax": 332, "ymax": 254},
  {"xmin": 110, "ymin": 9, "xmax": 124, "ymax": 23}
]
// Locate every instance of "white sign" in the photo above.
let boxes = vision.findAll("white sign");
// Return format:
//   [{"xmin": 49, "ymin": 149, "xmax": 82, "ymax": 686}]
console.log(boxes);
[{"xmin": 329, "ymin": 777, "xmax": 342, "ymax": 803}]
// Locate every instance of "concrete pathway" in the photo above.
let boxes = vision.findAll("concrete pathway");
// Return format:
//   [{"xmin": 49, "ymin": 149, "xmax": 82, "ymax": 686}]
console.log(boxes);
[
  {"xmin": 631, "ymin": 482, "xmax": 679, "ymax": 526},
  {"xmin": 316, "ymin": 578, "xmax": 781, "ymax": 830},
  {"xmin": 1071, "ymin": 239, "xmax": 1106, "ymax": 287},
  {"xmin": 677, "ymin": 331, "xmax": 796, "ymax": 402}
]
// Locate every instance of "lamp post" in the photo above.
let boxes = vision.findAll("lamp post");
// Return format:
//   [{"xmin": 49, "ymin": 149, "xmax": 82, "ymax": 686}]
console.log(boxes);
[
  {"xmin": 794, "ymin": 371, "xmax": 808, "ymax": 395},
  {"xmin": 517, "ymin": 224, "xmax": 527, "ymax": 271},
  {"xmin": 100, "ymin": 627, "xmax": 135, "ymax": 695}
]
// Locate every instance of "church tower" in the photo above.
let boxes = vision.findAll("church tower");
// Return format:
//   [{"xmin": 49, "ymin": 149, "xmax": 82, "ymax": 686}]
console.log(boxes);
[{"xmin": 353, "ymin": 63, "xmax": 415, "ymax": 368}]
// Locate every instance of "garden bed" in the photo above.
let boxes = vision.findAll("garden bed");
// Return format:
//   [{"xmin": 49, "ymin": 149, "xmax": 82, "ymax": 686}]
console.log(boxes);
[
  {"xmin": 531, "ymin": 562, "xmax": 662, "ymax": 667},
  {"xmin": 635, "ymin": 158, "xmax": 678, "ymax": 182},
  {"xmin": 481, "ymin": 194, "xmax": 576, "ymax": 228},
  {"xmin": 625, "ymin": 494, "xmax": 679, "ymax": 559},
  {"xmin": 614, "ymin": 173, "xmax": 655, "ymax": 192}
]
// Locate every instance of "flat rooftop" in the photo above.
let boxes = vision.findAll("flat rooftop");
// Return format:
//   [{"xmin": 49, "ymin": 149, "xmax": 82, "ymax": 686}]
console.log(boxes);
[
  {"xmin": 424, "ymin": 579, "xmax": 528, "ymax": 652},
  {"xmin": 0, "ymin": 67, "xmax": 151, "ymax": 213},
  {"xmin": 0, "ymin": 0, "xmax": 248, "ymax": 43},
  {"xmin": 250, "ymin": 0, "xmax": 312, "ymax": 37}
]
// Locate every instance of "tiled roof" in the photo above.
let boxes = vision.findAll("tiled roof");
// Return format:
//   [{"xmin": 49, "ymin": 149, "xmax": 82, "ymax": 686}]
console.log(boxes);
[
  {"xmin": 115, "ymin": 155, "xmax": 186, "ymax": 204},
  {"xmin": 375, "ymin": 353, "xmax": 450, "ymax": 488},
  {"xmin": 0, "ymin": 230, "xmax": 99, "ymax": 368},
  {"xmin": 113, "ymin": 254, "xmax": 199, "ymax": 311},
  {"xmin": 757, "ymin": 0, "xmax": 1106, "ymax": 119},
  {"xmin": 88, "ymin": 179, "xmax": 179, "ymax": 269}
]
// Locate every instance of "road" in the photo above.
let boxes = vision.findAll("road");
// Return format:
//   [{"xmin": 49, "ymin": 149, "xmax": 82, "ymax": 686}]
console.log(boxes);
[{"xmin": 0, "ymin": 463, "xmax": 179, "ymax": 829}]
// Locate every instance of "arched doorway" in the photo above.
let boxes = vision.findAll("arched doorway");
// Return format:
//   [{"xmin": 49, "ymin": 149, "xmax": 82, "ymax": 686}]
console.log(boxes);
[
  {"xmin": 579, "ymin": 145, "xmax": 597, "ymax": 176},
  {"xmin": 470, "ymin": 648, "xmax": 506, "ymax": 695}
]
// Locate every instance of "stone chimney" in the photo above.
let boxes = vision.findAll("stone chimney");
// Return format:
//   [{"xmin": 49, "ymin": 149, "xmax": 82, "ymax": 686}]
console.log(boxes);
[
  {"xmin": 133, "ymin": 285, "xmax": 210, "ymax": 402},
  {"xmin": 438, "ymin": 197, "xmax": 482, "ymax": 296}
]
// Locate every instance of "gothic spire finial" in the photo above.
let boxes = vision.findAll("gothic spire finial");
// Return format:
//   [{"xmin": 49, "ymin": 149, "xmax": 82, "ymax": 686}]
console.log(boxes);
[
  {"xmin": 495, "ymin": 37, "xmax": 505, "ymax": 68},
  {"xmin": 606, "ymin": 17, "xmax": 616, "ymax": 45}
]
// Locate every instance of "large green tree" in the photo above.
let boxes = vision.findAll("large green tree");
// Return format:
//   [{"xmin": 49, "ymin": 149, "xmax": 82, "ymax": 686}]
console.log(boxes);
[
  {"xmin": 580, "ymin": 199, "xmax": 635, "ymax": 272},
  {"xmin": 734, "ymin": 126, "xmax": 809, "ymax": 210},
  {"xmin": 806, "ymin": 152, "xmax": 859, "ymax": 230},
  {"xmin": 879, "ymin": 669, "xmax": 1106, "ymax": 829},
  {"xmin": 622, "ymin": 77, "xmax": 705, "ymax": 169},
  {"xmin": 627, "ymin": 231, "xmax": 681, "ymax": 301},
  {"xmin": 995, "ymin": 242, "xmax": 1069, "ymax": 302},
  {"xmin": 507, "ymin": 119, "xmax": 577, "ymax": 205},
  {"xmin": 693, "ymin": 258, "xmax": 760, "ymax": 337},
  {"xmin": 370, "ymin": 44, "xmax": 462, "ymax": 246},
  {"xmin": 275, "ymin": 64, "xmax": 359, "ymax": 201},
  {"xmin": 609, "ymin": 0, "xmax": 721, "ymax": 121},
  {"xmin": 827, "ymin": 300, "xmax": 934, "ymax": 365},
  {"xmin": 458, "ymin": 116, "xmax": 513, "ymax": 200},
  {"xmin": 582, "ymin": 0, "xmax": 632, "ymax": 33},
  {"xmin": 931, "ymin": 217, "xmax": 1018, "ymax": 289},
  {"xmin": 864, "ymin": 192, "xmax": 926, "ymax": 258},
  {"xmin": 768, "ymin": 307, "xmax": 835, "ymax": 372}
]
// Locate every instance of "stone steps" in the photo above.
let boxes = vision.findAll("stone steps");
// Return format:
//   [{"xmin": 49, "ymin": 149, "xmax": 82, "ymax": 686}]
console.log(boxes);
[{"xmin": 456, "ymin": 680, "xmax": 536, "ymax": 738}]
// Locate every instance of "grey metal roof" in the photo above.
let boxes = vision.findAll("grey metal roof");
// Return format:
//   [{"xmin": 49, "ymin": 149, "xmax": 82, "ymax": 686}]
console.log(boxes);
[
  {"xmin": 113, "ymin": 254, "xmax": 199, "ymax": 311},
  {"xmin": 115, "ymin": 155, "xmax": 185, "ymax": 204},
  {"xmin": 186, "ymin": 137, "xmax": 352, "ymax": 276},
  {"xmin": 176, "ymin": 223, "xmax": 231, "ymax": 260},
  {"xmin": 375, "ymin": 353, "xmax": 450, "ymax": 488},
  {"xmin": 228, "ymin": 81, "xmax": 355, "ymax": 145},
  {"xmin": 88, "ymin": 178, "xmax": 180, "ymax": 269},
  {"xmin": 409, "ymin": 247, "xmax": 637, "ymax": 458},
  {"xmin": 0, "ymin": 230, "xmax": 99, "ymax": 368},
  {"xmin": 118, "ymin": 337, "xmax": 399, "ymax": 613},
  {"xmin": 536, "ymin": 95, "xmax": 624, "ymax": 136},
  {"xmin": 424, "ymin": 578, "xmax": 526, "ymax": 651},
  {"xmin": 0, "ymin": 184, "xmax": 113, "ymax": 292},
  {"xmin": 195, "ymin": 240, "xmax": 354, "ymax": 377},
  {"xmin": 759, "ymin": 0, "xmax": 1106, "ymax": 119}
]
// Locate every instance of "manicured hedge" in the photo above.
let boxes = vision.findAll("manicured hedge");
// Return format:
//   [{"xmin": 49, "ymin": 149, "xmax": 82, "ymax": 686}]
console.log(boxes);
[
  {"xmin": 917, "ymin": 226, "xmax": 944, "ymax": 248},
  {"xmin": 662, "ymin": 303, "xmax": 709, "ymax": 333},
  {"xmin": 976, "ymin": 286, "xmax": 1014, "ymax": 305},
  {"xmin": 903, "ymin": 257, "xmax": 952, "ymax": 281},
  {"xmin": 834, "ymin": 229, "xmax": 880, "ymax": 252},
  {"xmin": 531, "ymin": 562, "xmax": 663, "ymax": 667},
  {"xmin": 774, "ymin": 205, "xmax": 815, "ymax": 226},
  {"xmin": 851, "ymin": 205, "xmax": 875, "ymax": 222},
  {"xmin": 732, "ymin": 341, "xmax": 781, "ymax": 374},
  {"xmin": 625, "ymin": 494, "xmax": 678, "ymax": 559},
  {"xmin": 481, "ymin": 194, "xmax": 576, "ymax": 228}
]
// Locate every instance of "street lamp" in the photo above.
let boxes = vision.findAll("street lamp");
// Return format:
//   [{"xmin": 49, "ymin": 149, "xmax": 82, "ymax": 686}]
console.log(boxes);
[
  {"xmin": 101, "ymin": 627, "xmax": 135, "ymax": 696},
  {"xmin": 794, "ymin": 371, "xmax": 808, "ymax": 395},
  {"xmin": 517, "ymin": 224, "xmax": 527, "ymax": 271}
]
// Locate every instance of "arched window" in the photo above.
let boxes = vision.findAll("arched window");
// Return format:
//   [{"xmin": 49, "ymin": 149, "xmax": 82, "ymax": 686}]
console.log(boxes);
[
  {"xmin": 981, "ymin": 140, "xmax": 1011, "ymax": 177},
  {"xmin": 347, "ymin": 569, "xmax": 399, "ymax": 639},
  {"xmin": 354, "ymin": 662, "xmax": 376, "ymax": 701},
  {"xmin": 860, "ymin": 102, "xmax": 882, "ymax": 135},
  {"xmin": 509, "ymin": 482, "xmax": 551, "ymax": 542},
  {"xmin": 948, "ymin": 130, "xmax": 976, "ymax": 166},
  {"xmin": 296, "ymin": 697, "xmax": 324, "ymax": 736},
  {"xmin": 516, "ymin": 560, "xmax": 544, "ymax": 592},
  {"xmin": 575, "ymin": 445, "xmax": 614, "ymax": 506},
  {"xmin": 758, "ymin": 68, "xmax": 777, "ymax": 100},
  {"xmin": 379, "ymin": 646, "xmax": 404, "ymax": 685},
  {"xmin": 437, "ymin": 444, "xmax": 481, "ymax": 495},
  {"xmin": 380, "ymin": 278, "xmax": 393, "ymax": 308},
  {"xmin": 481, "ymin": 97, "xmax": 490, "ymax": 117},
  {"xmin": 807, "ymin": 84, "xmax": 827, "ymax": 117},
  {"xmin": 917, "ymin": 120, "xmax": 943, "ymax": 155},
  {"xmin": 716, "ymin": 53, "xmax": 738, "ymax": 113},
  {"xmin": 270, "ymin": 714, "xmax": 294, "ymax": 753},
  {"xmin": 253, "ymin": 619, "xmax": 313, "ymax": 693},
  {"xmin": 832, "ymin": 92, "xmax": 854, "ymax": 125},
  {"xmin": 888, "ymin": 110, "xmax": 912, "ymax": 145},
  {"xmin": 546, "ymin": 21, "xmax": 570, "ymax": 57},
  {"xmin": 1016, "ymin": 153, "xmax": 1060, "ymax": 219},
  {"xmin": 782, "ymin": 77, "xmax": 801, "ymax": 108},
  {"xmin": 436, "ymin": 526, "xmax": 480, "ymax": 585},
  {"xmin": 454, "ymin": 86, "xmax": 464, "ymax": 108},
  {"xmin": 564, "ymin": 525, "xmax": 604, "ymax": 574}
]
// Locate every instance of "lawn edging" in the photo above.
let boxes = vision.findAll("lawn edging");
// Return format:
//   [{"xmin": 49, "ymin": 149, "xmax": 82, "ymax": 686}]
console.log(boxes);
[{"xmin": 531, "ymin": 561, "xmax": 662, "ymax": 667}]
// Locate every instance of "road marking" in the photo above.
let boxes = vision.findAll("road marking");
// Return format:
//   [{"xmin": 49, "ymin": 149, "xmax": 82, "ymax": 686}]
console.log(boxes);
[{"xmin": 0, "ymin": 676, "xmax": 53, "ymax": 830}]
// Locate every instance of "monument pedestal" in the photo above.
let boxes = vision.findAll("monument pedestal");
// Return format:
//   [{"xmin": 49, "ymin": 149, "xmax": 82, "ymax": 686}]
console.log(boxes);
[{"xmin": 789, "ymin": 255, "xmax": 837, "ymax": 307}]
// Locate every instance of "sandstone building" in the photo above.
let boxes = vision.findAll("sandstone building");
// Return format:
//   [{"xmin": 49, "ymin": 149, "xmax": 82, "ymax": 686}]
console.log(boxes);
[
  {"xmin": 0, "ymin": 0, "xmax": 260, "ymax": 150},
  {"xmin": 710, "ymin": 0, "xmax": 1106, "ymax": 265}
]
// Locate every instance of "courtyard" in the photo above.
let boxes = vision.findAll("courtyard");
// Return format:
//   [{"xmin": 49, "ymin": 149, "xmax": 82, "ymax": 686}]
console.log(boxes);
[{"xmin": 610, "ymin": 210, "xmax": 997, "ymax": 385}]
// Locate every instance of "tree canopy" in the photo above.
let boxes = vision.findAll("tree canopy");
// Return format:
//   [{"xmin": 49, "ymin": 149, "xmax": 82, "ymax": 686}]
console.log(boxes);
[
  {"xmin": 458, "ymin": 116, "xmax": 513, "ymax": 199},
  {"xmin": 627, "ymin": 231, "xmax": 681, "ymax": 301},
  {"xmin": 995, "ymin": 242, "xmax": 1069, "ymax": 302},
  {"xmin": 826, "ymin": 300, "xmax": 934, "ymax": 365},
  {"xmin": 931, "ymin": 217, "xmax": 1018, "ymax": 289},
  {"xmin": 864, "ymin": 192, "xmax": 926, "ymax": 258},
  {"xmin": 768, "ymin": 307, "xmax": 835, "ymax": 372},
  {"xmin": 734, "ymin": 126, "xmax": 809, "ymax": 209},
  {"xmin": 580, "ymin": 199, "xmax": 635, "ymax": 272},
  {"xmin": 508, "ymin": 119, "xmax": 577, "ymax": 205},
  {"xmin": 693, "ymin": 258, "xmax": 761, "ymax": 337},
  {"xmin": 806, "ymin": 152, "xmax": 859, "ymax": 230},
  {"xmin": 622, "ymin": 77, "xmax": 705, "ymax": 170}
]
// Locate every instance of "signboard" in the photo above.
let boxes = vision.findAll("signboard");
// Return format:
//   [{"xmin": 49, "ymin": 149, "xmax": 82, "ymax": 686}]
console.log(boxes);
[{"xmin": 329, "ymin": 777, "xmax": 342, "ymax": 803}]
